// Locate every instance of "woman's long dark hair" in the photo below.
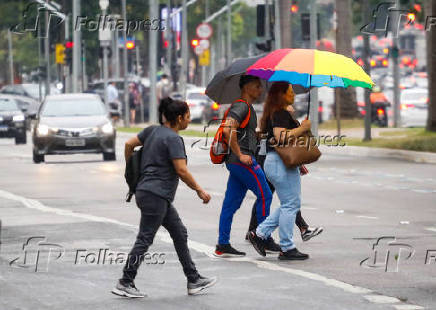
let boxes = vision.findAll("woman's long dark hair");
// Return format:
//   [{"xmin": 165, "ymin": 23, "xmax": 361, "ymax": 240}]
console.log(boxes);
[
  {"xmin": 260, "ymin": 82, "xmax": 291, "ymax": 133},
  {"xmin": 159, "ymin": 97, "xmax": 189, "ymax": 126}
]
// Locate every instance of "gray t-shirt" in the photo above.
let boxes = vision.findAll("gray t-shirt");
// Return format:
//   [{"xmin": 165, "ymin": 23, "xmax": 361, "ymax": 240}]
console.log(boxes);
[
  {"xmin": 226, "ymin": 101, "xmax": 258, "ymax": 164},
  {"xmin": 136, "ymin": 125, "xmax": 187, "ymax": 202}
]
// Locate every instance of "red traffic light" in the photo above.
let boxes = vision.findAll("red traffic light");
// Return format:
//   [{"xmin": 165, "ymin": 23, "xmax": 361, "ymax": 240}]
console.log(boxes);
[
  {"xmin": 291, "ymin": 4, "xmax": 298, "ymax": 13},
  {"xmin": 126, "ymin": 41, "xmax": 135, "ymax": 49},
  {"xmin": 407, "ymin": 13, "xmax": 416, "ymax": 23},
  {"xmin": 191, "ymin": 39, "xmax": 199, "ymax": 47},
  {"xmin": 65, "ymin": 41, "xmax": 74, "ymax": 49}
]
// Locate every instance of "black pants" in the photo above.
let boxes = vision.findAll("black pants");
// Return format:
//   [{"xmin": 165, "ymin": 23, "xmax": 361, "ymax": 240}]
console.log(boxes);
[
  {"xmin": 121, "ymin": 190, "xmax": 200, "ymax": 284},
  {"xmin": 248, "ymin": 153, "xmax": 309, "ymax": 232}
]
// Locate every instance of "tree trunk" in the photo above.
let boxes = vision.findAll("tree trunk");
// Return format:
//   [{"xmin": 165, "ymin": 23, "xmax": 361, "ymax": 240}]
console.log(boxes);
[
  {"xmin": 427, "ymin": 0, "xmax": 436, "ymax": 131},
  {"xmin": 334, "ymin": 0, "xmax": 357, "ymax": 119},
  {"xmin": 279, "ymin": 0, "xmax": 292, "ymax": 48}
]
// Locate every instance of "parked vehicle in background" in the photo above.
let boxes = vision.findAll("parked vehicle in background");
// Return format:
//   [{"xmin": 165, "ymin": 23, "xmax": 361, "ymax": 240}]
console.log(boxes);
[
  {"xmin": 400, "ymin": 88, "xmax": 428, "ymax": 127},
  {"xmin": 0, "ymin": 96, "xmax": 27, "ymax": 144},
  {"xmin": 87, "ymin": 77, "xmax": 149, "ymax": 121},
  {"xmin": 32, "ymin": 94, "xmax": 116, "ymax": 163},
  {"xmin": 185, "ymin": 88, "xmax": 220, "ymax": 123},
  {"xmin": 0, "ymin": 83, "xmax": 60, "ymax": 101},
  {"xmin": 0, "ymin": 95, "xmax": 40, "ymax": 130}
]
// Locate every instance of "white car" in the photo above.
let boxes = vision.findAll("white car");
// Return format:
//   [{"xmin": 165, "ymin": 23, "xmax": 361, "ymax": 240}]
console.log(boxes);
[
  {"xmin": 185, "ymin": 88, "xmax": 211, "ymax": 122},
  {"xmin": 400, "ymin": 88, "xmax": 428, "ymax": 127}
]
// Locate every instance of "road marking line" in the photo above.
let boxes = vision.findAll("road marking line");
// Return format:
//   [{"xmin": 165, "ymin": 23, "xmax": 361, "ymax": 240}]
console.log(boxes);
[
  {"xmin": 356, "ymin": 216, "xmax": 379, "ymax": 220},
  {"xmin": 393, "ymin": 305, "xmax": 425, "ymax": 310},
  {"xmin": 363, "ymin": 295, "xmax": 401, "ymax": 304},
  {"xmin": 425, "ymin": 227, "xmax": 436, "ymax": 233},
  {"xmin": 0, "ymin": 189, "xmax": 424, "ymax": 309}
]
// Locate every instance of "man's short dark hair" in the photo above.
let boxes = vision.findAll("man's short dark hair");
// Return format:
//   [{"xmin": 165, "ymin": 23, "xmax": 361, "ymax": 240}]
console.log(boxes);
[{"xmin": 239, "ymin": 75, "xmax": 260, "ymax": 90}]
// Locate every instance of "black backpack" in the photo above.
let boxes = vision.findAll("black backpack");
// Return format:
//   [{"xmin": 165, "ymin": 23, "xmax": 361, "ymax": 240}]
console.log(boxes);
[{"xmin": 124, "ymin": 146, "xmax": 143, "ymax": 202}]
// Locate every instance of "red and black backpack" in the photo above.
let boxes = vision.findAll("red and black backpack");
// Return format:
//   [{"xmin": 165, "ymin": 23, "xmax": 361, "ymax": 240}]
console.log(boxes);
[{"xmin": 210, "ymin": 99, "xmax": 251, "ymax": 164}]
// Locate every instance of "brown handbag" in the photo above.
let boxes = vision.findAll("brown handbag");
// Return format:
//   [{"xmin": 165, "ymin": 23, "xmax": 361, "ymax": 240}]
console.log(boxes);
[{"xmin": 271, "ymin": 115, "xmax": 322, "ymax": 168}]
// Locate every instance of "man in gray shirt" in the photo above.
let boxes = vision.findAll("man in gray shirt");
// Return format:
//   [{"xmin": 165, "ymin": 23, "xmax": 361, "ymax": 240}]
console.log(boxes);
[{"xmin": 214, "ymin": 75, "xmax": 275, "ymax": 257}]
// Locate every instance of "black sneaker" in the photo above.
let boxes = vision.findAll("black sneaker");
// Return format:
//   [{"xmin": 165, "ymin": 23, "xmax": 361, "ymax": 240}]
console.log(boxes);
[
  {"xmin": 278, "ymin": 248, "xmax": 309, "ymax": 261},
  {"xmin": 247, "ymin": 231, "xmax": 266, "ymax": 257},
  {"xmin": 187, "ymin": 275, "xmax": 218, "ymax": 295},
  {"xmin": 214, "ymin": 244, "xmax": 246, "ymax": 257},
  {"xmin": 264, "ymin": 237, "xmax": 281, "ymax": 253},
  {"xmin": 111, "ymin": 281, "xmax": 146, "ymax": 298},
  {"xmin": 301, "ymin": 226, "xmax": 324, "ymax": 242}
]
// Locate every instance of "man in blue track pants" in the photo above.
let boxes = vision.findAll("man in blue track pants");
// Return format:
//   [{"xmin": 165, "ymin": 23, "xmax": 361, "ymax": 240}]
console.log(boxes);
[{"xmin": 214, "ymin": 75, "xmax": 280, "ymax": 257}]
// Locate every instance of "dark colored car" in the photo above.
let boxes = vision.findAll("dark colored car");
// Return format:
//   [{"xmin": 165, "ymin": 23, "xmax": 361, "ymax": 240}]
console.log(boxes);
[
  {"xmin": 0, "ymin": 96, "xmax": 27, "ymax": 144},
  {"xmin": 1, "ymin": 95, "xmax": 40, "ymax": 130},
  {"xmin": 32, "ymin": 94, "xmax": 116, "ymax": 163}
]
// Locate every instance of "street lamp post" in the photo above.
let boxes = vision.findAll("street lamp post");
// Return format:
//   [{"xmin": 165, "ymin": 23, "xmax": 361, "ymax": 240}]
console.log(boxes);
[{"xmin": 99, "ymin": 0, "xmax": 110, "ymax": 107}]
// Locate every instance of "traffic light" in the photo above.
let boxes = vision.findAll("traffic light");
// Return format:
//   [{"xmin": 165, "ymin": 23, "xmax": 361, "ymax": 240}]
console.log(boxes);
[
  {"xmin": 126, "ymin": 40, "xmax": 135, "ymax": 50},
  {"xmin": 256, "ymin": 39, "xmax": 272, "ymax": 52},
  {"xmin": 65, "ymin": 41, "xmax": 73, "ymax": 68},
  {"xmin": 291, "ymin": 0, "xmax": 299, "ymax": 13},
  {"xmin": 191, "ymin": 39, "xmax": 199, "ymax": 48}
]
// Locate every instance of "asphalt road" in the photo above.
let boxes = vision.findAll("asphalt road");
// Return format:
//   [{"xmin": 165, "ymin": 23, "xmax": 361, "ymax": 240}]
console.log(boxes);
[{"xmin": 0, "ymin": 131, "xmax": 435, "ymax": 310}]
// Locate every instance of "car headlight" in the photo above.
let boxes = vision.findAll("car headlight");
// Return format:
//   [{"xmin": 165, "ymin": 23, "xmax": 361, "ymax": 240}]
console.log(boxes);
[
  {"xmin": 37, "ymin": 124, "xmax": 49, "ymax": 136},
  {"xmin": 13, "ymin": 115, "xmax": 25, "ymax": 122},
  {"xmin": 0, "ymin": 116, "xmax": 3, "ymax": 121},
  {"xmin": 101, "ymin": 122, "xmax": 114, "ymax": 134}
]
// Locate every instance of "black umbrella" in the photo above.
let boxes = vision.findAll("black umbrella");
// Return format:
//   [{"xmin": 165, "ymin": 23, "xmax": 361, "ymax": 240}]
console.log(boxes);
[{"xmin": 206, "ymin": 55, "xmax": 308, "ymax": 104}]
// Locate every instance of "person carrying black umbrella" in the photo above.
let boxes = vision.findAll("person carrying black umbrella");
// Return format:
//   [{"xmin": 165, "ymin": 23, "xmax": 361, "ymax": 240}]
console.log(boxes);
[{"xmin": 214, "ymin": 75, "xmax": 281, "ymax": 257}]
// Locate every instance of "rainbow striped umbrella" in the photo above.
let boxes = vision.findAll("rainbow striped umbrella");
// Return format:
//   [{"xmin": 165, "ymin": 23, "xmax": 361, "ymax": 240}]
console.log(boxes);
[{"xmin": 246, "ymin": 49, "xmax": 374, "ymax": 89}]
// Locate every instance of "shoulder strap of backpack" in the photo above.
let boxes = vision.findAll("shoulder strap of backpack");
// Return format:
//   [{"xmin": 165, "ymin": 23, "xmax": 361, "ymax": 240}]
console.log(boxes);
[{"xmin": 234, "ymin": 99, "xmax": 251, "ymax": 129}]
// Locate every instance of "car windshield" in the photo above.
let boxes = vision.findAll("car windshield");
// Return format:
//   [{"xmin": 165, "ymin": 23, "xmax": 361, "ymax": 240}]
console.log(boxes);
[
  {"xmin": 187, "ymin": 93, "xmax": 208, "ymax": 101},
  {"xmin": 402, "ymin": 91, "xmax": 427, "ymax": 102},
  {"xmin": 0, "ymin": 98, "xmax": 19, "ymax": 111},
  {"xmin": 23, "ymin": 84, "xmax": 60, "ymax": 99},
  {"xmin": 41, "ymin": 98, "xmax": 106, "ymax": 117}
]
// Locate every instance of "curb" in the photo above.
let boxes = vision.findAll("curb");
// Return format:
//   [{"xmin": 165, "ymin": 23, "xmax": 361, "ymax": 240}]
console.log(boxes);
[
  {"xmin": 117, "ymin": 131, "xmax": 436, "ymax": 165},
  {"xmin": 320, "ymin": 145, "xmax": 436, "ymax": 164}
]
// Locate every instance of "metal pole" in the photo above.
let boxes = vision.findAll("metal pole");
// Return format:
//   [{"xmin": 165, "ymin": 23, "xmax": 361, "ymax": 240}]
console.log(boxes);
[
  {"xmin": 166, "ymin": 0, "xmax": 172, "ymax": 75},
  {"xmin": 103, "ymin": 10, "xmax": 109, "ymax": 106},
  {"xmin": 135, "ymin": 44, "xmax": 140, "ymax": 75},
  {"xmin": 265, "ymin": 0, "xmax": 270, "ymax": 41},
  {"xmin": 149, "ymin": 0, "xmax": 158, "ymax": 123},
  {"xmin": 392, "ymin": 0, "xmax": 401, "ymax": 127},
  {"xmin": 7, "ymin": 30, "xmax": 14, "ymax": 84},
  {"xmin": 226, "ymin": 0, "xmax": 232, "ymax": 66},
  {"xmin": 72, "ymin": 0, "xmax": 81, "ymax": 93},
  {"xmin": 309, "ymin": 0, "xmax": 319, "ymax": 137},
  {"xmin": 45, "ymin": 7, "xmax": 50, "ymax": 96},
  {"xmin": 122, "ymin": 0, "xmax": 129, "ymax": 127},
  {"xmin": 114, "ymin": 29, "xmax": 120, "ymax": 78},
  {"xmin": 274, "ymin": 0, "xmax": 281, "ymax": 49},
  {"xmin": 82, "ymin": 40, "xmax": 87, "ymax": 91},
  {"xmin": 181, "ymin": 0, "xmax": 188, "ymax": 98},
  {"xmin": 64, "ymin": 14, "xmax": 71, "ymax": 93},
  {"xmin": 362, "ymin": 0, "xmax": 371, "ymax": 141},
  {"xmin": 201, "ymin": 0, "xmax": 209, "ymax": 87}
]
